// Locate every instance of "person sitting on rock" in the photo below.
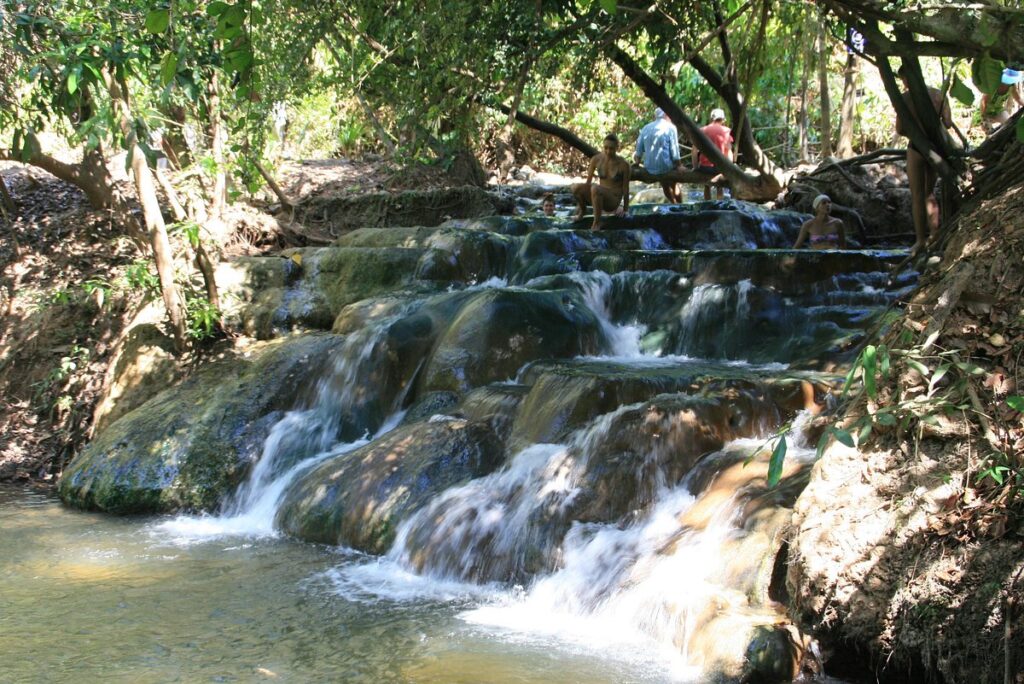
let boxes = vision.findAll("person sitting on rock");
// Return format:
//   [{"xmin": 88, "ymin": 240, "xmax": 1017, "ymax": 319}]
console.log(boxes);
[
  {"xmin": 541, "ymin": 193, "xmax": 556, "ymax": 217},
  {"xmin": 691, "ymin": 108, "xmax": 733, "ymax": 201},
  {"xmin": 634, "ymin": 108, "xmax": 683, "ymax": 203},
  {"xmin": 793, "ymin": 194, "xmax": 846, "ymax": 249},
  {"xmin": 572, "ymin": 133, "xmax": 630, "ymax": 230}
]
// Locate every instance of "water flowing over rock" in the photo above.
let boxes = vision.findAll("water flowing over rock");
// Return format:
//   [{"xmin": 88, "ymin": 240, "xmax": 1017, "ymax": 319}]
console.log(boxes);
[{"xmin": 60, "ymin": 200, "xmax": 918, "ymax": 681}]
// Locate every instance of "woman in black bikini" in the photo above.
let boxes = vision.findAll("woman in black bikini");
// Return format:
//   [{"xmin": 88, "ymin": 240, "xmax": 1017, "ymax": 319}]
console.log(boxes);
[
  {"xmin": 571, "ymin": 134, "xmax": 630, "ymax": 230},
  {"xmin": 793, "ymin": 194, "xmax": 846, "ymax": 249}
]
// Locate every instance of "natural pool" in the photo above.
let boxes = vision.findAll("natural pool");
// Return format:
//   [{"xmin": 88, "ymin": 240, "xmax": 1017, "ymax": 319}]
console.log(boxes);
[{"xmin": 0, "ymin": 484, "xmax": 681, "ymax": 683}]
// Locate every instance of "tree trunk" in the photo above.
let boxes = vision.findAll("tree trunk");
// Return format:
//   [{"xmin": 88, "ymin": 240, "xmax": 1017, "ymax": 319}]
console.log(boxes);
[
  {"xmin": 837, "ymin": 50, "xmax": 859, "ymax": 158},
  {"xmin": 1, "ymin": 138, "xmax": 114, "ymax": 211},
  {"xmin": 607, "ymin": 46, "xmax": 782, "ymax": 201},
  {"xmin": 105, "ymin": 70, "xmax": 188, "ymax": 352},
  {"xmin": 207, "ymin": 72, "xmax": 227, "ymax": 224},
  {"xmin": 817, "ymin": 11, "xmax": 833, "ymax": 159},
  {"xmin": 798, "ymin": 28, "xmax": 811, "ymax": 162},
  {"xmin": 495, "ymin": 104, "xmax": 597, "ymax": 157}
]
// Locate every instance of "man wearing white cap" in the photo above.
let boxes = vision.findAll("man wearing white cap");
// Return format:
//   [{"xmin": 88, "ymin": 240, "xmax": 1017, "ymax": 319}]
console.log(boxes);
[
  {"xmin": 634, "ymin": 108, "xmax": 683, "ymax": 202},
  {"xmin": 691, "ymin": 108, "xmax": 733, "ymax": 200}
]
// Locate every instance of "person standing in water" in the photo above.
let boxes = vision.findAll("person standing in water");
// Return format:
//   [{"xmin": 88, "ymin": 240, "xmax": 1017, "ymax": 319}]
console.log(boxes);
[
  {"xmin": 691, "ymin": 108, "xmax": 733, "ymax": 201},
  {"xmin": 572, "ymin": 133, "xmax": 630, "ymax": 230},
  {"xmin": 793, "ymin": 194, "xmax": 846, "ymax": 249},
  {"xmin": 895, "ymin": 64, "xmax": 952, "ymax": 256},
  {"xmin": 634, "ymin": 108, "xmax": 683, "ymax": 203}
]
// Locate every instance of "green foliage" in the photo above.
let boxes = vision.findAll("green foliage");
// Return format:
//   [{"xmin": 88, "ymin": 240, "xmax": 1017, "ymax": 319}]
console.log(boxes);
[
  {"xmin": 972, "ymin": 55, "xmax": 1004, "ymax": 95},
  {"xmin": 950, "ymin": 76, "xmax": 975, "ymax": 106},
  {"xmin": 123, "ymin": 259, "xmax": 161, "ymax": 295},
  {"xmin": 185, "ymin": 294, "xmax": 220, "ymax": 341}
]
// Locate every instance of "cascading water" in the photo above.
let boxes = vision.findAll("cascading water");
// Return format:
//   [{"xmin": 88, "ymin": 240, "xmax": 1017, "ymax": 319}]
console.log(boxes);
[
  {"xmin": 155, "ymin": 324, "xmax": 407, "ymax": 540},
  {"xmin": 55, "ymin": 203, "xmax": 920, "ymax": 681}
]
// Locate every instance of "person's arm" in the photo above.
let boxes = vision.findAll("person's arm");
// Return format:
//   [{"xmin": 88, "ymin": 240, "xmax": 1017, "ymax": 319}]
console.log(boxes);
[
  {"xmin": 634, "ymin": 131, "xmax": 644, "ymax": 164},
  {"xmin": 622, "ymin": 164, "xmax": 630, "ymax": 212},
  {"xmin": 690, "ymin": 136, "xmax": 699, "ymax": 169},
  {"xmin": 940, "ymin": 95, "xmax": 952, "ymax": 128},
  {"xmin": 670, "ymin": 129, "xmax": 681, "ymax": 166},
  {"xmin": 836, "ymin": 218, "xmax": 846, "ymax": 249},
  {"xmin": 794, "ymin": 220, "xmax": 810, "ymax": 249},
  {"xmin": 586, "ymin": 155, "xmax": 598, "ymax": 185}
]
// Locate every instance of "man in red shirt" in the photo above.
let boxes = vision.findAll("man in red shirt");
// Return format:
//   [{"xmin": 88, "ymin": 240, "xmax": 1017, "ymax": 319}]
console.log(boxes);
[{"xmin": 690, "ymin": 108, "xmax": 733, "ymax": 200}]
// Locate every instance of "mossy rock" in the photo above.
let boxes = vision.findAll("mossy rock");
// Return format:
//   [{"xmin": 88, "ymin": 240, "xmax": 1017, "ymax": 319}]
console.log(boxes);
[
  {"xmin": 334, "ymin": 226, "xmax": 441, "ymax": 248},
  {"xmin": 276, "ymin": 418, "xmax": 503, "ymax": 552},
  {"xmin": 58, "ymin": 334, "xmax": 344, "ymax": 514},
  {"xmin": 415, "ymin": 229, "xmax": 518, "ymax": 283},
  {"xmin": 420, "ymin": 288, "xmax": 604, "ymax": 393},
  {"xmin": 234, "ymin": 247, "xmax": 423, "ymax": 338}
]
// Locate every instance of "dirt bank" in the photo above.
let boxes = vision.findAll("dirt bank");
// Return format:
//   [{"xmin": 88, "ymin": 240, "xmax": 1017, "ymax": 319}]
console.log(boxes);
[{"xmin": 788, "ymin": 183, "xmax": 1024, "ymax": 683}]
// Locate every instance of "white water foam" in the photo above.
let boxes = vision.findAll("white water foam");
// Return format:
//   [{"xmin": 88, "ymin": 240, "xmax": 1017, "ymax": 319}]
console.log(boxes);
[
  {"xmin": 568, "ymin": 271, "xmax": 646, "ymax": 357},
  {"xmin": 150, "ymin": 325, "xmax": 406, "ymax": 545}
]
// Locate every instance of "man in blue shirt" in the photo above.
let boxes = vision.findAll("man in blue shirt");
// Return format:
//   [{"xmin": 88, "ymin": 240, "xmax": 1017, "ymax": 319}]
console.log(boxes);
[{"xmin": 634, "ymin": 108, "xmax": 683, "ymax": 203}]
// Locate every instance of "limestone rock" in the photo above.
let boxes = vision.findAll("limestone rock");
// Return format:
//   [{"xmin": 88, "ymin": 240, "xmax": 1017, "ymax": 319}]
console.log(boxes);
[{"xmin": 276, "ymin": 418, "xmax": 503, "ymax": 552}]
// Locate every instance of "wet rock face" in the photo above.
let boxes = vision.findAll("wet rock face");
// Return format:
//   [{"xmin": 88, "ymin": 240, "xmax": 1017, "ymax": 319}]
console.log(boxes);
[
  {"xmin": 58, "ymin": 334, "xmax": 343, "ymax": 514},
  {"xmin": 420, "ymin": 288, "xmax": 605, "ymax": 393},
  {"xmin": 233, "ymin": 247, "xmax": 423, "ymax": 339},
  {"xmin": 275, "ymin": 418, "xmax": 504, "ymax": 553}
]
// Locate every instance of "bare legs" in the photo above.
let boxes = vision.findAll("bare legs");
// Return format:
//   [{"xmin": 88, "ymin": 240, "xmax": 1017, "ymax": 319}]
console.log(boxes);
[
  {"xmin": 660, "ymin": 180, "xmax": 680, "ymax": 203},
  {"xmin": 570, "ymin": 182, "xmax": 621, "ymax": 230},
  {"xmin": 907, "ymin": 147, "xmax": 938, "ymax": 256}
]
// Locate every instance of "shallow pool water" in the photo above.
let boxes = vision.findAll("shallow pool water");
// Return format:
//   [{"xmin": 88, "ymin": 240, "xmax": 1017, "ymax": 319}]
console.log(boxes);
[{"xmin": 0, "ymin": 485, "xmax": 681, "ymax": 683}]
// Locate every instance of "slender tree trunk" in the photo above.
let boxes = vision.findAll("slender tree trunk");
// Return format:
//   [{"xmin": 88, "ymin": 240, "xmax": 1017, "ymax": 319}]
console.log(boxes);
[
  {"xmin": 156, "ymin": 167, "xmax": 221, "ymax": 315},
  {"xmin": 837, "ymin": 51, "xmax": 860, "ymax": 158},
  {"xmin": 798, "ymin": 28, "xmax": 812, "ymax": 162},
  {"xmin": 104, "ymin": 70, "xmax": 188, "ymax": 351},
  {"xmin": 783, "ymin": 45, "xmax": 795, "ymax": 167},
  {"xmin": 207, "ymin": 72, "xmax": 227, "ymax": 223},
  {"xmin": 817, "ymin": 11, "xmax": 833, "ymax": 158}
]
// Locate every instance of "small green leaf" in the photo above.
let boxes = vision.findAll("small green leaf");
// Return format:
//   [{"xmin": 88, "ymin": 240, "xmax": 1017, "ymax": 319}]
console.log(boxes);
[
  {"xmin": 767, "ymin": 436, "xmax": 787, "ymax": 488},
  {"xmin": 67, "ymin": 69, "xmax": 78, "ymax": 94},
  {"xmin": 145, "ymin": 9, "xmax": 170, "ymax": 34},
  {"xmin": 206, "ymin": 1, "xmax": 229, "ymax": 15},
  {"xmin": 223, "ymin": 5, "xmax": 245, "ymax": 27},
  {"xmin": 159, "ymin": 52, "xmax": 178, "ymax": 87},
  {"xmin": 875, "ymin": 412, "xmax": 897, "ymax": 426},
  {"xmin": 863, "ymin": 345, "xmax": 877, "ymax": 399},
  {"xmin": 972, "ymin": 55, "xmax": 1003, "ymax": 95},
  {"xmin": 1017, "ymin": 116, "xmax": 1024, "ymax": 144},
  {"xmin": 1007, "ymin": 396, "xmax": 1024, "ymax": 412},
  {"xmin": 906, "ymin": 359, "xmax": 930, "ymax": 378},
  {"xmin": 599, "ymin": 0, "xmax": 617, "ymax": 12},
  {"xmin": 831, "ymin": 427, "xmax": 855, "ymax": 448},
  {"xmin": 950, "ymin": 76, "xmax": 975, "ymax": 106},
  {"xmin": 857, "ymin": 422, "xmax": 872, "ymax": 444},
  {"xmin": 878, "ymin": 344, "xmax": 890, "ymax": 379}
]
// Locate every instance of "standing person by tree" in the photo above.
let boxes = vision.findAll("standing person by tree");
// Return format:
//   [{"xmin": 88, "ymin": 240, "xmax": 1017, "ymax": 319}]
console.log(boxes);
[
  {"xmin": 895, "ymin": 63, "xmax": 953, "ymax": 256},
  {"xmin": 691, "ymin": 108, "xmax": 734, "ymax": 201},
  {"xmin": 571, "ymin": 134, "xmax": 630, "ymax": 230},
  {"xmin": 633, "ymin": 108, "xmax": 683, "ymax": 203}
]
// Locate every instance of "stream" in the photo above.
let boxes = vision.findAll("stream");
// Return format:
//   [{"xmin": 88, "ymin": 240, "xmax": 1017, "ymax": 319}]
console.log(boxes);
[{"xmin": 23, "ymin": 199, "xmax": 913, "ymax": 682}]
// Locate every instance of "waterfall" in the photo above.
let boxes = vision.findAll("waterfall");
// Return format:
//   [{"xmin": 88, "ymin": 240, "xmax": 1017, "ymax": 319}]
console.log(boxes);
[
  {"xmin": 461, "ymin": 436, "xmax": 820, "ymax": 667},
  {"xmin": 568, "ymin": 271, "xmax": 645, "ymax": 358},
  {"xmin": 152, "ymin": 324, "xmax": 406, "ymax": 542}
]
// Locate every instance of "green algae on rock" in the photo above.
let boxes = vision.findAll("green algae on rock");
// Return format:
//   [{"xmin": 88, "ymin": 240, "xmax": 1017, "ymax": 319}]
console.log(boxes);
[{"xmin": 58, "ymin": 334, "xmax": 343, "ymax": 513}]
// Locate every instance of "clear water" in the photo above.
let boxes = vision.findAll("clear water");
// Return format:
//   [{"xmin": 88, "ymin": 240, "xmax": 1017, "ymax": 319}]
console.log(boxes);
[{"xmin": 0, "ymin": 485, "xmax": 679, "ymax": 683}]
